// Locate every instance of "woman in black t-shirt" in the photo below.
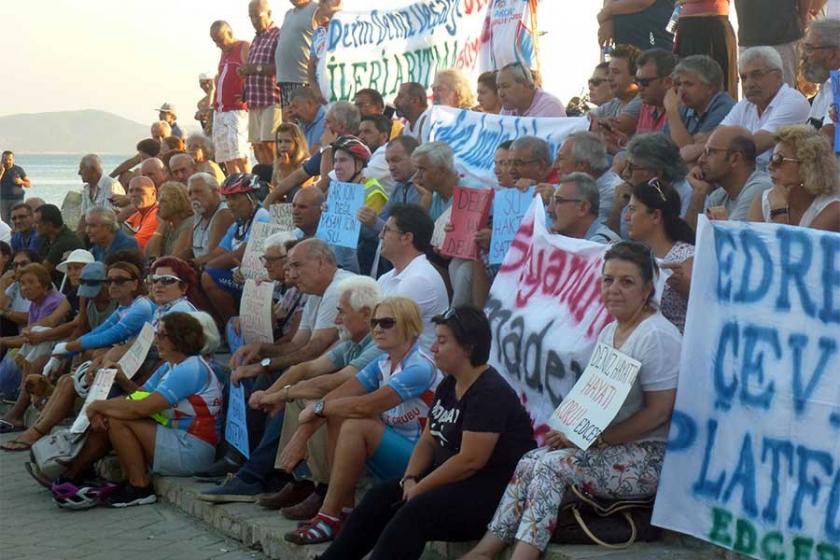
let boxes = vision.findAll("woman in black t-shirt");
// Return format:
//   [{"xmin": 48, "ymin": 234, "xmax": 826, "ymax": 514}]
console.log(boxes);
[{"xmin": 317, "ymin": 306, "xmax": 536, "ymax": 560}]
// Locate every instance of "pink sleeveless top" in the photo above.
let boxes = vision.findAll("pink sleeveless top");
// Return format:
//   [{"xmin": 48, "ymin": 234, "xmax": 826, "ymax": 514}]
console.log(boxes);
[
  {"xmin": 681, "ymin": 0, "xmax": 729, "ymax": 16},
  {"xmin": 215, "ymin": 41, "xmax": 248, "ymax": 112}
]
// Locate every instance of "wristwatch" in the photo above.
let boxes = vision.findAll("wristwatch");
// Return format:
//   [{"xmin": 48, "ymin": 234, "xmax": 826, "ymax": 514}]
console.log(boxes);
[
  {"xmin": 400, "ymin": 475, "xmax": 420, "ymax": 488},
  {"xmin": 769, "ymin": 207, "xmax": 789, "ymax": 219},
  {"xmin": 313, "ymin": 399, "xmax": 326, "ymax": 418},
  {"xmin": 256, "ymin": 63, "xmax": 264, "ymax": 75},
  {"xmin": 260, "ymin": 357, "xmax": 272, "ymax": 373}
]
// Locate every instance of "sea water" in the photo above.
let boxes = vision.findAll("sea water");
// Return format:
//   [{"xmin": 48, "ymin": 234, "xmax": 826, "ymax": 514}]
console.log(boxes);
[{"xmin": 10, "ymin": 154, "xmax": 132, "ymax": 208}]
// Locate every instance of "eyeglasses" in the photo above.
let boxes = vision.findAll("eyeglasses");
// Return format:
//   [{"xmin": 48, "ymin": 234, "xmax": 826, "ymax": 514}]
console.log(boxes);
[
  {"xmin": 768, "ymin": 153, "xmax": 800, "ymax": 166},
  {"xmin": 79, "ymin": 279, "xmax": 104, "ymax": 287},
  {"xmin": 381, "ymin": 224, "xmax": 403, "ymax": 235},
  {"xmin": 551, "ymin": 197, "xmax": 583, "ymax": 205},
  {"xmin": 801, "ymin": 43, "xmax": 835, "ymax": 54},
  {"xmin": 739, "ymin": 68, "xmax": 779, "ymax": 82},
  {"xmin": 148, "ymin": 274, "xmax": 182, "ymax": 286},
  {"xmin": 370, "ymin": 317, "xmax": 397, "ymax": 330},
  {"xmin": 635, "ymin": 76, "xmax": 662, "ymax": 87},
  {"xmin": 702, "ymin": 146, "xmax": 730, "ymax": 158},
  {"xmin": 260, "ymin": 255, "xmax": 286, "ymax": 265},
  {"xmin": 588, "ymin": 78, "xmax": 607, "ymax": 87},
  {"xmin": 648, "ymin": 179, "xmax": 668, "ymax": 202},
  {"xmin": 104, "ymin": 276, "xmax": 135, "ymax": 286}
]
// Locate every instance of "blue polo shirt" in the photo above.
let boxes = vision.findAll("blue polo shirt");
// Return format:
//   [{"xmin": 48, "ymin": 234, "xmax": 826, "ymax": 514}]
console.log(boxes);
[
  {"xmin": 91, "ymin": 229, "xmax": 139, "ymax": 262},
  {"xmin": 301, "ymin": 105, "xmax": 326, "ymax": 151},
  {"xmin": 11, "ymin": 229, "xmax": 40, "ymax": 252},
  {"xmin": 663, "ymin": 91, "xmax": 736, "ymax": 137}
]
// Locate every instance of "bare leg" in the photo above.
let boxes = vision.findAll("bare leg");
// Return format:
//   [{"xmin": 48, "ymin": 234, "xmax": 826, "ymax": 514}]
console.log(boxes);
[
  {"xmin": 254, "ymin": 143, "xmax": 276, "ymax": 165},
  {"xmin": 320, "ymin": 418, "xmax": 384, "ymax": 517},
  {"xmin": 108, "ymin": 418, "xmax": 157, "ymax": 487},
  {"xmin": 5, "ymin": 375, "xmax": 78, "ymax": 447},
  {"xmin": 224, "ymin": 158, "xmax": 251, "ymax": 174},
  {"xmin": 510, "ymin": 542, "xmax": 542, "ymax": 560},
  {"xmin": 63, "ymin": 430, "xmax": 113, "ymax": 479}
]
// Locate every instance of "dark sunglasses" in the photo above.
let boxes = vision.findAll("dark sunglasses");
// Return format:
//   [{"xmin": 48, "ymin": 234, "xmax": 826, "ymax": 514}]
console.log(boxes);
[
  {"xmin": 588, "ymin": 78, "xmax": 607, "ymax": 86},
  {"xmin": 635, "ymin": 76, "xmax": 662, "ymax": 87},
  {"xmin": 768, "ymin": 152, "xmax": 800, "ymax": 166},
  {"xmin": 148, "ymin": 274, "xmax": 182, "ymax": 286},
  {"xmin": 370, "ymin": 317, "xmax": 397, "ymax": 330},
  {"xmin": 104, "ymin": 277, "xmax": 135, "ymax": 286},
  {"xmin": 79, "ymin": 279, "xmax": 104, "ymax": 287}
]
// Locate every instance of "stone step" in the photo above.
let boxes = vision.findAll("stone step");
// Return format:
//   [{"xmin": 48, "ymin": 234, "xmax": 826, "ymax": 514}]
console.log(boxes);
[{"xmin": 153, "ymin": 475, "xmax": 734, "ymax": 560}]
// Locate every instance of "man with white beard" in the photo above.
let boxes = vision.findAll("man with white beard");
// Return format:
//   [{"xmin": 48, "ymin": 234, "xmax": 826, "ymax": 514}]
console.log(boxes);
[{"xmin": 186, "ymin": 172, "xmax": 235, "ymax": 267}]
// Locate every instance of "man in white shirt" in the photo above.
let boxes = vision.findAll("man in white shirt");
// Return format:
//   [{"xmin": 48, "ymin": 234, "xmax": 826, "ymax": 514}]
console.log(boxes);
[
  {"xmin": 77, "ymin": 154, "xmax": 125, "ymax": 239},
  {"xmin": 394, "ymin": 82, "xmax": 430, "ymax": 142},
  {"xmin": 800, "ymin": 18, "xmax": 840, "ymax": 145},
  {"xmin": 719, "ymin": 47, "xmax": 810, "ymax": 166},
  {"xmin": 377, "ymin": 204, "xmax": 448, "ymax": 352}
]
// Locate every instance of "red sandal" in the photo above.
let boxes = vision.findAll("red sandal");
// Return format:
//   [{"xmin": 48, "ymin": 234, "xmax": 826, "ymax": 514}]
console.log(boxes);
[{"xmin": 284, "ymin": 512, "xmax": 341, "ymax": 545}]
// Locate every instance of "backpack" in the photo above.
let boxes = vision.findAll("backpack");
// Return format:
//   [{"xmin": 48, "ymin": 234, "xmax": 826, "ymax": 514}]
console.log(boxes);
[{"xmin": 29, "ymin": 428, "xmax": 87, "ymax": 482}]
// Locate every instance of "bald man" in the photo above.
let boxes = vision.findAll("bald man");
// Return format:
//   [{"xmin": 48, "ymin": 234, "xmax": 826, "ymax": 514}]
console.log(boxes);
[
  {"xmin": 685, "ymin": 125, "xmax": 773, "ymax": 229},
  {"xmin": 78, "ymin": 153, "xmax": 125, "ymax": 238},
  {"xmin": 139, "ymin": 157, "xmax": 169, "ymax": 192},
  {"xmin": 169, "ymin": 153, "xmax": 198, "ymax": 184},
  {"xmin": 124, "ymin": 176, "xmax": 160, "ymax": 249}
]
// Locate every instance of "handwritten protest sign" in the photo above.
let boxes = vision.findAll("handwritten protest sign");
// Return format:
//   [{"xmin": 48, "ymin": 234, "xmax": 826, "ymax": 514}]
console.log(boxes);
[
  {"xmin": 117, "ymin": 323, "xmax": 154, "ymax": 379},
  {"xmin": 269, "ymin": 203, "xmax": 294, "ymax": 230},
  {"xmin": 240, "ymin": 279, "xmax": 275, "ymax": 345},
  {"xmin": 225, "ymin": 381, "xmax": 250, "ymax": 459},
  {"xmin": 831, "ymin": 70, "xmax": 840, "ymax": 153},
  {"xmin": 429, "ymin": 107, "xmax": 588, "ymax": 187},
  {"xmin": 489, "ymin": 187, "xmax": 534, "ymax": 265},
  {"xmin": 71, "ymin": 368, "xmax": 117, "ymax": 434},
  {"xmin": 316, "ymin": 181, "xmax": 365, "ymax": 249},
  {"xmin": 441, "ymin": 186, "xmax": 493, "ymax": 260},
  {"xmin": 487, "ymin": 197, "xmax": 614, "ymax": 439},
  {"xmin": 431, "ymin": 206, "xmax": 453, "ymax": 249},
  {"xmin": 548, "ymin": 342, "xmax": 640, "ymax": 450},
  {"xmin": 240, "ymin": 222, "xmax": 284, "ymax": 280},
  {"xmin": 652, "ymin": 217, "xmax": 840, "ymax": 558}
]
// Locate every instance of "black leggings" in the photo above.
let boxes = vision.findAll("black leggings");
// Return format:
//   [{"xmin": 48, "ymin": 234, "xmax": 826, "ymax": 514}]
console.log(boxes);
[{"xmin": 317, "ymin": 474, "xmax": 509, "ymax": 560}]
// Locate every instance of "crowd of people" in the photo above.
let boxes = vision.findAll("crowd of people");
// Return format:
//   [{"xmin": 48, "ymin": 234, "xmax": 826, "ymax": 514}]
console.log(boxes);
[{"xmin": 1, "ymin": 0, "xmax": 839, "ymax": 558}]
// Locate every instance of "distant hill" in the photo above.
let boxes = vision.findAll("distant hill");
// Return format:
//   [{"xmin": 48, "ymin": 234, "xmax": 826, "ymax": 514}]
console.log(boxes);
[{"xmin": 0, "ymin": 110, "xmax": 148, "ymax": 154}]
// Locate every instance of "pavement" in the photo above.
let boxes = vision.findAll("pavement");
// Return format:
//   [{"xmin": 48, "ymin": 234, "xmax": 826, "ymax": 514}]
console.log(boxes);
[{"xmin": 0, "ymin": 433, "xmax": 267, "ymax": 560}]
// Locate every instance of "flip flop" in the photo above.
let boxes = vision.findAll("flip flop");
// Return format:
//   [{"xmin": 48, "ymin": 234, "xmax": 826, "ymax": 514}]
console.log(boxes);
[
  {"xmin": 1, "ymin": 439, "xmax": 33, "ymax": 452},
  {"xmin": 0, "ymin": 420, "xmax": 25, "ymax": 434}
]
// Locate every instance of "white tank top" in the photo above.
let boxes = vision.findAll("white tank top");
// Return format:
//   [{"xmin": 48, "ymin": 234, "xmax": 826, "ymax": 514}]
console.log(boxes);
[
  {"xmin": 761, "ymin": 190, "xmax": 840, "ymax": 227},
  {"xmin": 192, "ymin": 203, "xmax": 224, "ymax": 258}
]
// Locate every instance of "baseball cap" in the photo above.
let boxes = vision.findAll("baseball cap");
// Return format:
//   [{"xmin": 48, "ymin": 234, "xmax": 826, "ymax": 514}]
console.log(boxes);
[
  {"xmin": 199, "ymin": 73, "xmax": 213, "ymax": 81},
  {"xmin": 156, "ymin": 102, "xmax": 177, "ymax": 116},
  {"xmin": 78, "ymin": 262, "xmax": 107, "ymax": 298},
  {"xmin": 56, "ymin": 249, "xmax": 95, "ymax": 274}
]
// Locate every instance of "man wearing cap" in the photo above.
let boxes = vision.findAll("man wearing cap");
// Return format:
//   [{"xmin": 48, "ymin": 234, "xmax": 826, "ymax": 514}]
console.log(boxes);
[
  {"xmin": 238, "ymin": 0, "xmax": 282, "ymax": 166},
  {"xmin": 85, "ymin": 207, "xmax": 139, "ymax": 262},
  {"xmin": 157, "ymin": 103, "xmax": 183, "ymax": 138}
]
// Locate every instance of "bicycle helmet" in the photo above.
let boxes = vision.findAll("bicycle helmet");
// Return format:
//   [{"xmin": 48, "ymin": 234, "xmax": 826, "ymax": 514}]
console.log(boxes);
[
  {"xmin": 331, "ymin": 135, "xmax": 371, "ymax": 164},
  {"xmin": 51, "ymin": 480, "xmax": 117, "ymax": 510},
  {"xmin": 72, "ymin": 361, "xmax": 93, "ymax": 398},
  {"xmin": 220, "ymin": 173, "xmax": 261, "ymax": 196}
]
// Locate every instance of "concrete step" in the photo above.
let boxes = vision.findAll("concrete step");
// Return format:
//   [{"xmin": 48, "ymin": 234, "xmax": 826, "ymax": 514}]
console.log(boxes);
[{"xmin": 153, "ymin": 475, "xmax": 735, "ymax": 560}]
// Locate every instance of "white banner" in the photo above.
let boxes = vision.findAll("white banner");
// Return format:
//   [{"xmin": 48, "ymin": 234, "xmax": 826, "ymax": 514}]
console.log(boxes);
[
  {"xmin": 548, "ymin": 342, "xmax": 640, "ymax": 450},
  {"xmin": 240, "ymin": 279, "xmax": 275, "ymax": 345},
  {"xmin": 487, "ymin": 197, "xmax": 614, "ymax": 439},
  {"xmin": 652, "ymin": 218, "xmax": 840, "ymax": 558},
  {"xmin": 429, "ymin": 106, "xmax": 588, "ymax": 188}
]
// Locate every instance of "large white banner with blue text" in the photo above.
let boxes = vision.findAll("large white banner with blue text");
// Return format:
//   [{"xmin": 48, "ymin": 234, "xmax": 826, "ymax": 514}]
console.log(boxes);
[
  {"xmin": 429, "ymin": 106, "xmax": 588, "ymax": 188},
  {"xmin": 652, "ymin": 217, "xmax": 840, "ymax": 559},
  {"xmin": 487, "ymin": 197, "xmax": 614, "ymax": 441}
]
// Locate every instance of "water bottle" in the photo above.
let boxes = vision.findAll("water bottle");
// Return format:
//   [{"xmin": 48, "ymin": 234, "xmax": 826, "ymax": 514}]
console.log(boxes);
[{"xmin": 666, "ymin": 4, "xmax": 682, "ymax": 34}]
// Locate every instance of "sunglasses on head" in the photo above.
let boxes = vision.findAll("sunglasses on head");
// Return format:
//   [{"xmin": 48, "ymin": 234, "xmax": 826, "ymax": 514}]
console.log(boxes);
[
  {"xmin": 648, "ymin": 178, "xmax": 668, "ymax": 202},
  {"xmin": 105, "ymin": 276, "xmax": 135, "ymax": 286},
  {"xmin": 370, "ymin": 317, "xmax": 397, "ymax": 330},
  {"xmin": 148, "ymin": 274, "xmax": 181, "ymax": 286}
]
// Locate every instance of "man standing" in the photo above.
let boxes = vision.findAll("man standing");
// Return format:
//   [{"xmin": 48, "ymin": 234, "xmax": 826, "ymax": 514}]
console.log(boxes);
[
  {"xmin": 274, "ymin": 0, "xmax": 319, "ymax": 114},
  {"xmin": 123, "ymin": 176, "xmax": 160, "ymax": 249},
  {"xmin": 0, "ymin": 151, "xmax": 32, "ymax": 223},
  {"xmin": 211, "ymin": 20, "xmax": 251, "ymax": 174},
  {"xmin": 239, "ymin": 0, "xmax": 283, "ymax": 166},
  {"xmin": 684, "ymin": 126, "xmax": 773, "ymax": 228},
  {"xmin": 156, "ymin": 103, "xmax": 183, "ymax": 138},
  {"xmin": 394, "ymin": 82, "xmax": 430, "ymax": 142},
  {"xmin": 497, "ymin": 62, "xmax": 566, "ymax": 117},
  {"xmin": 663, "ymin": 55, "xmax": 736, "ymax": 161},
  {"xmin": 548, "ymin": 173, "xmax": 620, "ymax": 243},
  {"xmin": 34, "ymin": 204, "xmax": 84, "ymax": 275},
  {"xmin": 85, "ymin": 207, "xmax": 139, "ymax": 262},
  {"xmin": 719, "ymin": 47, "xmax": 810, "ymax": 165},
  {"xmin": 77, "ymin": 154, "xmax": 125, "ymax": 238},
  {"xmin": 9, "ymin": 203, "xmax": 40, "ymax": 252}
]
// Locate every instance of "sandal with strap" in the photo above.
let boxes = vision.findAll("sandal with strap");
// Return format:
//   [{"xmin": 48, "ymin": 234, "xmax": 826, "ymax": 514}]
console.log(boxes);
[
  {"xmin": 0, "ymin": 425, "xmax": 44, "ymax": 452},
  {"xmin": 284, "ymin": 512, "xmax": 341, "ymax": 545}
]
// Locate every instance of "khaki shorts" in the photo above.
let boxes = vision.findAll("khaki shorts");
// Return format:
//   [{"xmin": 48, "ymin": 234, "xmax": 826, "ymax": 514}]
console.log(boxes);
[{"xmin": 248, "ymin": 105, "xmax": 283, "ymax": 143}]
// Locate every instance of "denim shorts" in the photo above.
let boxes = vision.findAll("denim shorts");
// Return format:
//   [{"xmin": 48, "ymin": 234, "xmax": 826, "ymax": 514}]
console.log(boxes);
[
  {"xmin": 152, "ymin": 426, "xmax": 216, "ymax": 476},
  {"xmin": 366, "ymin": 426, "xmax": 415, "ymax": 481}
]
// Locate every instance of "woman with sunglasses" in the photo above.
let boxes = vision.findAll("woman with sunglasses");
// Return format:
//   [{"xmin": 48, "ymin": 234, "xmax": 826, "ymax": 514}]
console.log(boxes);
[
  {"xmin": 625, "ymin": 179, "xmax": 695, "ymax": 333},
  {"xmin": 147, "ymin": 257, "xmax": 198, "ymax": 324},
  {"xmin": 282, "ymin": 296, "xmax": 442, "ymax": 545},
  {"xmin": 749, "ymin": 124, "xmax": 840, "ymax": 232},
  {"xmin": 464, "ymin": 242, "xmax": 681, "ymax": 560},
  {"xmin": 317, "ymin": 306, "xmax": 535, "ymax": 560},
  {"xmin": 51, "ymin": 311, "xmax": 223, "ymax": 508}
]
